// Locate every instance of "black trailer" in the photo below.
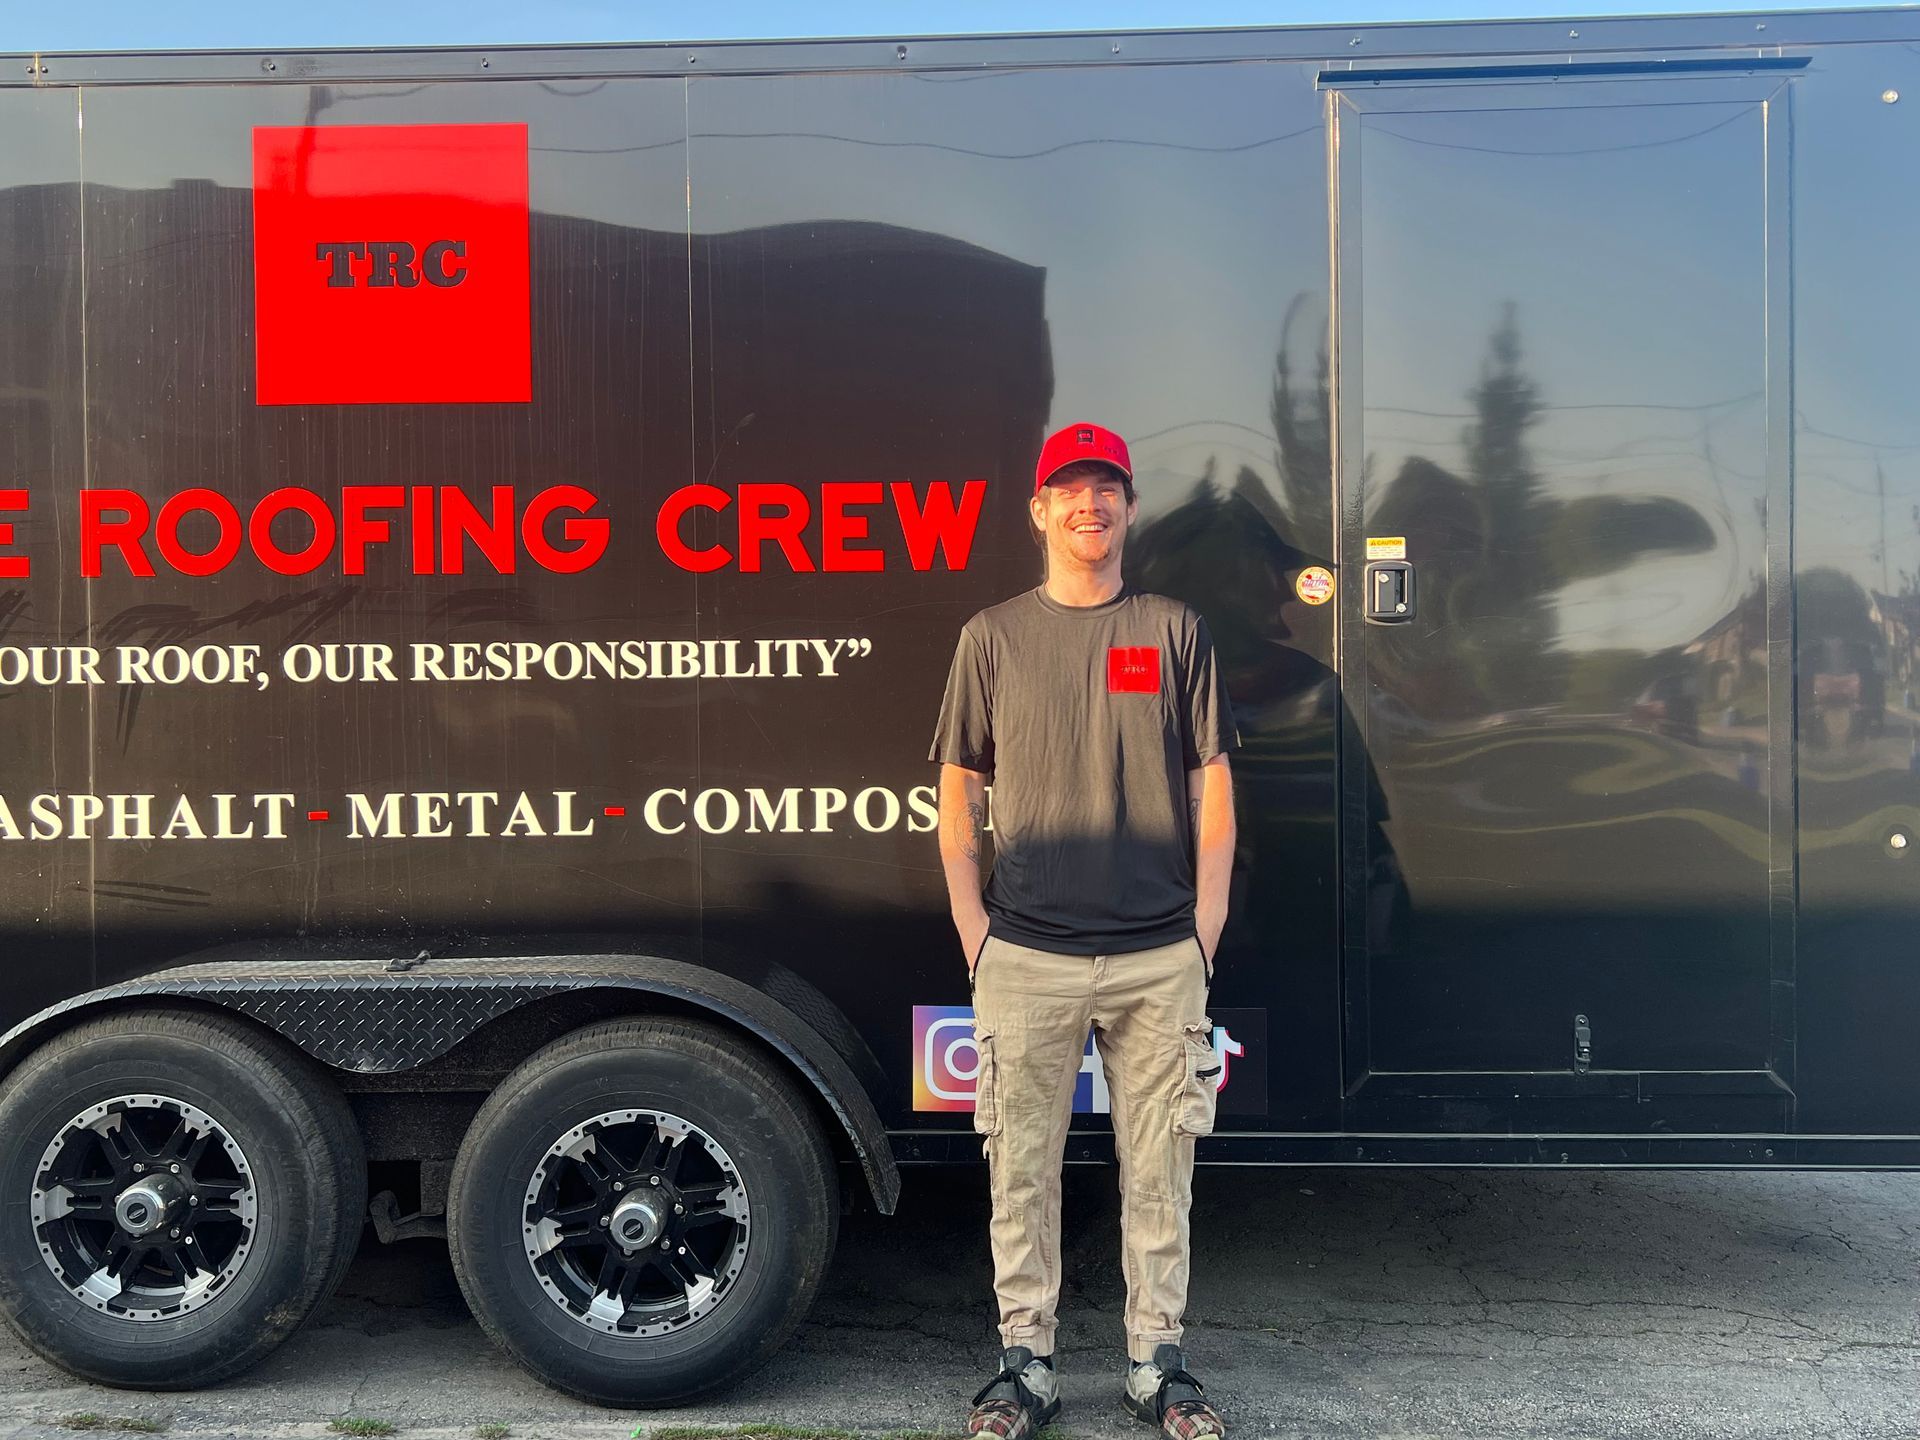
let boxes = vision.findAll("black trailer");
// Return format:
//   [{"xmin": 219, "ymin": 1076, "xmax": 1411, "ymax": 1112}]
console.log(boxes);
[{"xmin": 1, "ymin": 4, "xmax": 1917, "ymax": 1406}]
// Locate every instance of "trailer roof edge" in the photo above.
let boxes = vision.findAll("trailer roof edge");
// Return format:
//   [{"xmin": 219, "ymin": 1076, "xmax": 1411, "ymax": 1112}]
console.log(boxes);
[{"xmin": 6, "ymin": 7, "xmax": 1920, "ymax": 88}]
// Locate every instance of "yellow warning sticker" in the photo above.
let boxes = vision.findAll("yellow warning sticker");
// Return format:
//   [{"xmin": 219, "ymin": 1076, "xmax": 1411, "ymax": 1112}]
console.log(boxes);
[
  {"xmin": 1296, "ymin": 566, "xmax": 1335, "ymax": 606},
  {"xmin": 1366, "ymin": 536, "xmax": 1407, "ymax": 561}
]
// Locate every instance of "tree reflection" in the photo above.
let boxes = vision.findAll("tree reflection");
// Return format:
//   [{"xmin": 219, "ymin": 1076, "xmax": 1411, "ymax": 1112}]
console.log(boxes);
[
  {"xmin": 1125, "ymin": 299, "xmax": 1755, "ymax": 743},
  {"xmin": 1803, "ymin": 567, "xmax": 1886, "ymax": 749},
  {"xmin": 1127, "ymin": 291, "xmax": 1332, "ymax": 719},
  {"xmin": 1370, "ymin": 303, "xmax": 1721, "ymax": 722}
]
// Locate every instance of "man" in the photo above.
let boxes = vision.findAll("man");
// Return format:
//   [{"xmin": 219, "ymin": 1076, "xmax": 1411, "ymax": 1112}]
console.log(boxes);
[{"xmin": 930, "ymin": 421, "xmax": 1238, "ymax": 1440}]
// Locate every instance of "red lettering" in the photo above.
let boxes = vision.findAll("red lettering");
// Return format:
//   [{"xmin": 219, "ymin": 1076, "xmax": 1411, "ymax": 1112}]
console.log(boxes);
[
  {"xmin": 340, "ymin": 486, "xmax": 405, "ymax": 576},
  {"xmin": 440, "ymin": 486, "xmax": 516, "ymax": 575},
  {"xmin": 409, "ymin": 486, "xmax": 435, "ymax": 573},
  {"xmin": 820, "ymin": 481, "xmax": 885, "ymax": 574},
  {"xmin": 70, "ymin": 485, "xmax": 618, "ymax": 579},
  {"xmin": 656, "ymin": 484, "xmax": 732, "ymax": 573},
  {"xmin": 738, "ymin": 483, "xmax": 814, "ymax": 574},
  {"xmin": 892, "ymin": 479, "xmax": 986, "ymax": 571},
  {"xmin": 521, "ymin": 484, "xmax": 608, "ymax": 574},
  {"xmin": 0, "ymin": 490, "xmax": 29, "ymax": 579},
  {"xmin": 156, "ymin": 488, "xmax": 243, "ymax": 577},
  {"xmin": 249, "ymin": 488, "xmax": 337, "ymax": 575},
  {"xmin": 81, "ymin": 490, "xmax": 155, "ymax": 579},
  {"xmin": 63, "ymin": 480, "xmax": 983, "ymax": 579}
]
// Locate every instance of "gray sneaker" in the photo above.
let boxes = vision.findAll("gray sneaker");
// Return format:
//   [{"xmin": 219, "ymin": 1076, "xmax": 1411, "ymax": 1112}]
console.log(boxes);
[
  {"xmin": 967, "ymin": 1345, "xmax": 1061, "ymax": 1438},
  {"xmin": 1123, "ymin": 1343, "xmax": 1226, "ymax": 1438}
]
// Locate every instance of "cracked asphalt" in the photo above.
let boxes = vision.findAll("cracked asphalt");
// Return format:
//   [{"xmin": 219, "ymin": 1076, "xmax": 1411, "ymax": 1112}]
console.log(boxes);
[{"xmin": 1, "ymin": 1165, "xmax": 1917, "ymax": 1439}]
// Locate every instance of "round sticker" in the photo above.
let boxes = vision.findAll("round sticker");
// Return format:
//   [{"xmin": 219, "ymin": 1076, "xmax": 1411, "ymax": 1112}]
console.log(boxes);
[{"xmin": 1295, "ymin": 566, "xmax": 1335, "ymax": 605}]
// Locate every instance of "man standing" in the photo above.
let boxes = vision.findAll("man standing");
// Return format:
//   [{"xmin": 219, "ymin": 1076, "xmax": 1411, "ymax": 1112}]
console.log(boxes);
[{"xmin": 931, "ymin": 422, "xmax": 1238, "ymax": 1440}]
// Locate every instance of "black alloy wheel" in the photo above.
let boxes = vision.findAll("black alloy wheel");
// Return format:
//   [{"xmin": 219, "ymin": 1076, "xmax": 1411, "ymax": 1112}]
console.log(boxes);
[
  {"xmin": 448, "ymin": 1016, "xmax": 838, "ymax": 1407},
  {"xmin": 31, "ymin": 1092, "xmax": 260, "ymax": 1322},
  {"xmin": 0, "ymin": 1010, "xmax": 366, "ymax": 1389},
  {"xmin": 521, "ymin": 1106, "xmax": 751, "ymax": 1336}
]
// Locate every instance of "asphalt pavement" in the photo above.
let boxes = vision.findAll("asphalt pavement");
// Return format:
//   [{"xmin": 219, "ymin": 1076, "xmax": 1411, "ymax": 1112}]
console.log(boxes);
[{"xmin": 1, "ymin": 1164, "xmax": 1916, "ymax": 1439}]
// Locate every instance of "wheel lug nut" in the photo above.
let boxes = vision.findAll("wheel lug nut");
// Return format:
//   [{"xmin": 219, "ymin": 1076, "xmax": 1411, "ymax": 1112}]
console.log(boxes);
[
  {"xmin": 169, "ymin": 1228, "xmax": 180, "ymax": 1239},
  {"xmin": 612, "ymin": 1181, "xmax": 624, "ymax": 1192},
  {"xmin": 648, "ymin": 1176, "xmax": 660, "ymax": 1187},
  {"xmin": 189, "ymin": 1196, "xmax": 198, "ymax": 1206},
  {"xmin": 170, "ymin": 1164, "xmax": 180, "ymax": 1174},
  {"xmin": 673, "ymin": 1204, "xmax": 684, "ymax": 1215},
  {"xmin": 659, "ymin": 1238, "xmax": 671, "ymax": 1249},
  {"xmin": 133, "ymin": 1163, "xmax": 145, "ymax": 1174},
  {"xmin": 598, "ymin": 1216, "xmax": 609, "ymax": 1227}
]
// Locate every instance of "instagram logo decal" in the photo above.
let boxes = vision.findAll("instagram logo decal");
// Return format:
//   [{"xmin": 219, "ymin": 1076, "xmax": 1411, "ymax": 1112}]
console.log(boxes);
[{"xmin": 913, "ymin": 1006, "xmax": 982, "ymax": 1112}]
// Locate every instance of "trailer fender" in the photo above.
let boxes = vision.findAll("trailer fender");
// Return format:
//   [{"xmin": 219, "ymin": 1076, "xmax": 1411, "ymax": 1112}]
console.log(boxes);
[{"xmin": 0, "ymin": 954, "xmax": 900, "ymax": 1214}]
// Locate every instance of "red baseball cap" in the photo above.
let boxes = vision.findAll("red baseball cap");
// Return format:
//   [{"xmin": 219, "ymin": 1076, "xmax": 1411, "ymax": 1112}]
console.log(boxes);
[{"xmin": 1034, "ymin": 421, "xmax": 1133, "ymax": 493}]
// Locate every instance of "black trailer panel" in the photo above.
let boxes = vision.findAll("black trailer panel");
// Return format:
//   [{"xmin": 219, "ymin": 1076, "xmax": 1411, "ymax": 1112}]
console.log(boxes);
[
  {"xmin": 0, "ymin": 5, "xmax": 1913, "ymax": 1178},
  {"xmin": 1332, "ymin": 58, "xmax": 1796, "ymax": 1130}
]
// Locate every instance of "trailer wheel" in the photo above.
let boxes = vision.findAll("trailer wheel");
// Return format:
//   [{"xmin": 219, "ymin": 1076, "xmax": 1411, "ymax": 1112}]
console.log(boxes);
[
  {"xmin": 447, "ymin": 1016, "xmax": 839, "ymax": 1407},
  {"xmin": 0, "ymin": 1009, "xmax": 366, "ymax": 1388}
]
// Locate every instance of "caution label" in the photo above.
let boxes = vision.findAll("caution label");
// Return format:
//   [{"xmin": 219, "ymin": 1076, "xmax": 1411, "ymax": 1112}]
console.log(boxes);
[{"xmin": 1366, "ymin": 536, "xmax": 1407, "ymax": 561}]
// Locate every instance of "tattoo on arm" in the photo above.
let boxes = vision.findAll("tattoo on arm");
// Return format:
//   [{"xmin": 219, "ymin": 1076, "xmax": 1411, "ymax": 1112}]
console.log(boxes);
[
  {"xmin": 1190, "ymin": 796, "xmax": 1201, "ymax": 842},
  {"xmin": 963, "ymin": 802, "xmax": 986, "ymax": 866}
]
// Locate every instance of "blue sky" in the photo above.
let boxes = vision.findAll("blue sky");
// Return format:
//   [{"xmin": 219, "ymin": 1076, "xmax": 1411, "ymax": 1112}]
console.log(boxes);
[{"xmin": 14, "ymin": 1, "xmax": 1882, "ymax": 53}]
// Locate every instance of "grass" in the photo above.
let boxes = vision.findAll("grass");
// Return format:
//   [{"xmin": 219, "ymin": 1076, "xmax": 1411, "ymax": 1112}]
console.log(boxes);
[
  {"xmin": 55, "ymin": 1418, "xmax": 167, "ymax": 1435},
  {"xmin": 474, "ymin": 1427, "xmax": 511, "ymax": 1440},
  {"xmin": 327, "ymin": 1422, "xmax": 398, "ymax": 1438}
]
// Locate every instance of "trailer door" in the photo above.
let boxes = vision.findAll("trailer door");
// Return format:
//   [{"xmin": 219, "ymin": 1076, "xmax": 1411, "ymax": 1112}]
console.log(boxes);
[{"xmin": 1329, "ymin": 63, "xmax": 1800, "ymax": 1127}]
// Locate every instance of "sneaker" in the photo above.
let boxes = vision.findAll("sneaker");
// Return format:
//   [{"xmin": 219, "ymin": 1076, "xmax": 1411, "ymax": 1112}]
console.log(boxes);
[
  {"xmin": 1123, "ymin": 1343, "xmax": 1227, "ymax": 1439},
  {"xmin": 966, "ymin": 1345, "xmax": 1061, "ymax": 1439}
]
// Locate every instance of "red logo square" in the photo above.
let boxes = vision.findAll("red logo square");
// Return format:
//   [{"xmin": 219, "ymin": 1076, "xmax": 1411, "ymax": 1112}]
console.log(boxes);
[
  {"xmin": 1107, "ymin": 646, "xmax": 1161, "ymax": 694},
  {"xmin": 252, "ymin": 123, "xmax": 530, "ymax": 405}
]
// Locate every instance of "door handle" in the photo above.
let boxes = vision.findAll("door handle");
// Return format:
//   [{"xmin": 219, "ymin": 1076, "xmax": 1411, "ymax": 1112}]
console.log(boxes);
[{"xmin": 1364, "ymin": 560, "xmax": 1416, "ymax": 624}]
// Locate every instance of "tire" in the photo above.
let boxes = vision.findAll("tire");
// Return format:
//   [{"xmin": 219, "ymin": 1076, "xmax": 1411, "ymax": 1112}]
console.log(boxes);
[
  {"xmin": 447, "ymin": 1017, "xmax": 839, "ymax": 1407},
  {"xmin": 0, "ymin": 1007, "xmax": 367, "ymax": 1389}
]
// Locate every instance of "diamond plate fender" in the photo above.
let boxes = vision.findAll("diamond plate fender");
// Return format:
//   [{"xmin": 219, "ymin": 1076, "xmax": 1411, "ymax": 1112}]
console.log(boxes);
[{"xmin": 0, "ymin": 954, "xmax": 900, "ymax": 1214}]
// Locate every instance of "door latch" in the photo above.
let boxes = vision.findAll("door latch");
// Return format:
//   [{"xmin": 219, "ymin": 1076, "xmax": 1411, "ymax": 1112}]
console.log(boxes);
[
  {"xmin": 1573, "ymin": 1013, "xmax": 1592, "ymax": 1074},
  {"xmin": 1363, "ymin": 560, "xmax": 1415, "ymax": 624}
]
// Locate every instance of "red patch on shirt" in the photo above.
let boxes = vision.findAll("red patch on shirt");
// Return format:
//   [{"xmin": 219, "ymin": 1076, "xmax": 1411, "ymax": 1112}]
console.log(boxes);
[{"xmin": 1107, "ymin": 646, "xmax": 1161, "ymax": 694}]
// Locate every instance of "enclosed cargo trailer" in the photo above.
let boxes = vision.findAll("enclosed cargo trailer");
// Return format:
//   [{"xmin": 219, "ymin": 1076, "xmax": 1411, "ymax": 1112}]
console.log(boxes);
[{"xmin": 1, "ymin": 5, "xmax": 1917, "ymax": 1405}]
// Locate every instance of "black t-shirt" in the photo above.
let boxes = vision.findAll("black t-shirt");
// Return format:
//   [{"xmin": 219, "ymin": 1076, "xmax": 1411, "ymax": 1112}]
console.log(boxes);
[{"xmin": 929, "ymin": 585, "xmax": 1239, "ymax": 954}]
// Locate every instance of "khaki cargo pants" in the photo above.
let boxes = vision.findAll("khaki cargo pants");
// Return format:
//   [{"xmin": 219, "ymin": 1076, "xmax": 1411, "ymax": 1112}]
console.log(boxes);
[{"xmin": 969, "ymin": 933, "xmax": 1217, "ymax": 1363}]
